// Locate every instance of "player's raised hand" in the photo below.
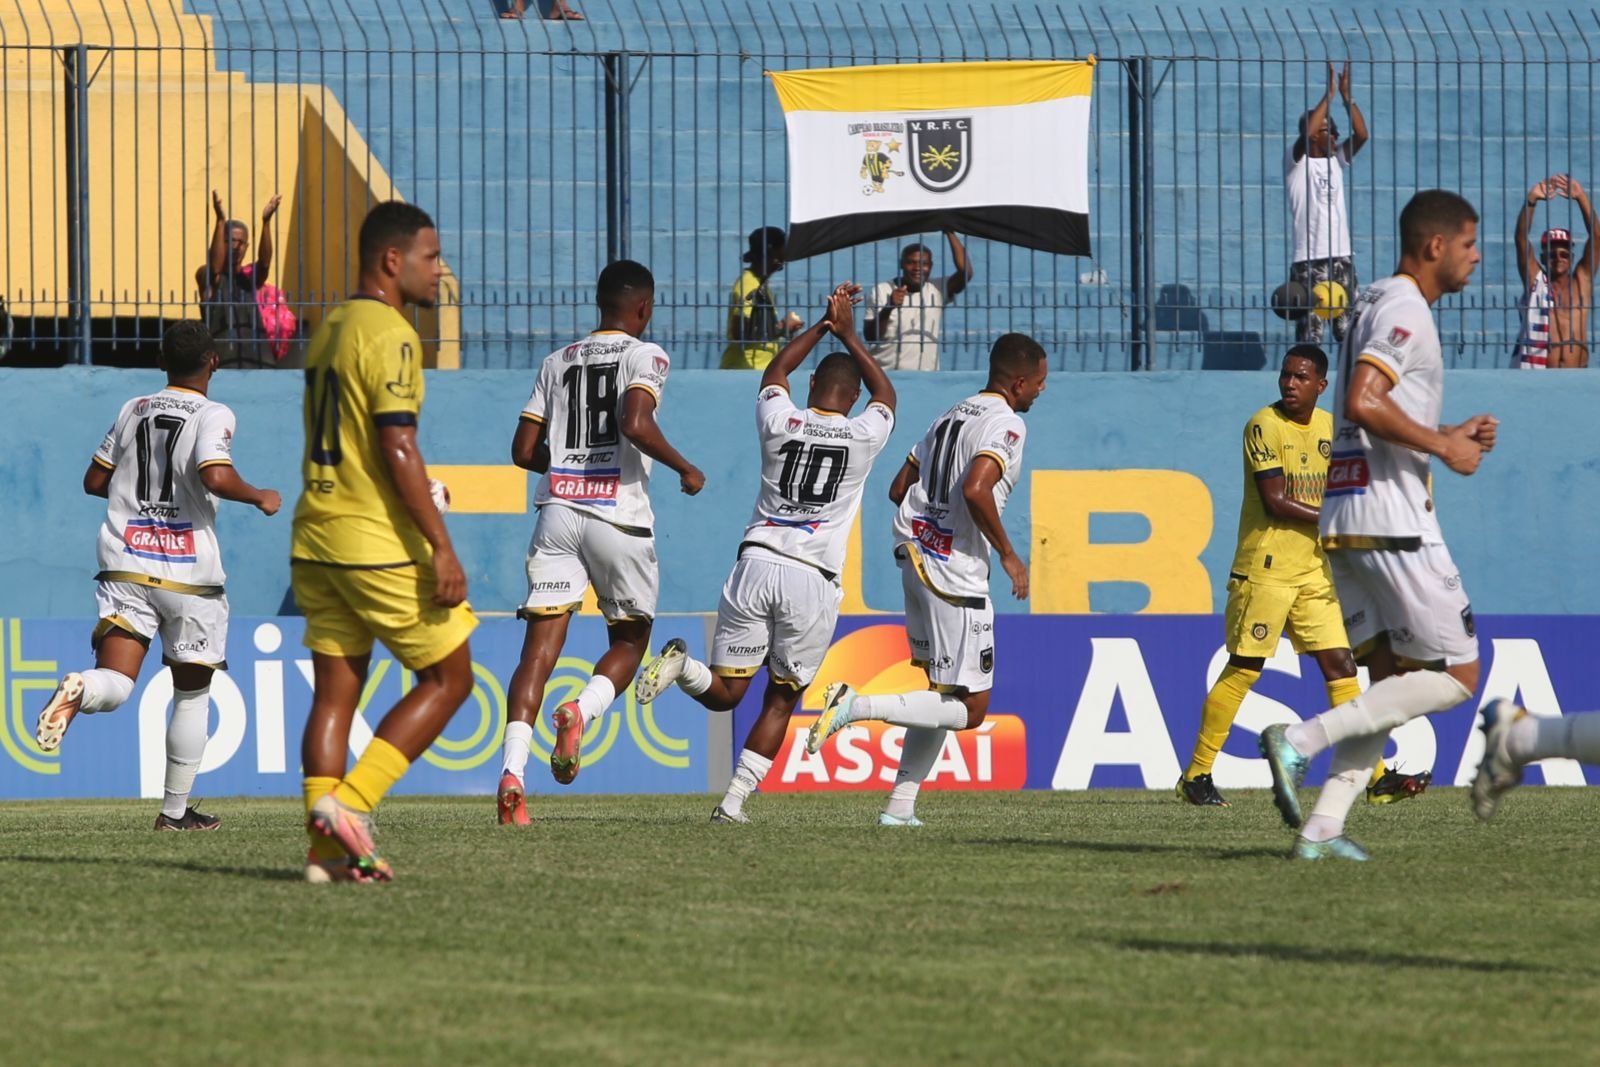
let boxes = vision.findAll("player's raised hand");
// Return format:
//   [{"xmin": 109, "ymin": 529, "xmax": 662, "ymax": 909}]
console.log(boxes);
[
  {"xmin": 1001, "ymin": 550, "xmax": 1030, "ymax": 600},
  {"xmin": 1439, "ymin": 424, "xmax": 1486, "ymax": 476},
  {"xmin": 255, "ymin": 488, "xmax": 282, "ymax": 516},
  {"xmin": 680, "ymin": 464, "xmax": 706, "ymax": 496},
  {"xmin": 431, "ymin": 545, "xmax": 468, "ymax": 607},
  {"xmin": 1460, "ymin": 413, "xmax": 1499, "ymax": 453},
  {"xmin": 824, "ymin": 283, "xmax": 862, "ymax": 336},
  {"xmin": 212, "ymin": 189, "xmax": 226, "ymax": 220}
]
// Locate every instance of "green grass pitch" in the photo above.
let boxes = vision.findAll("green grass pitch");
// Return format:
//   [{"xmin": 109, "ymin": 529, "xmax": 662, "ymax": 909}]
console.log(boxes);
[{"xmin": 3, "ymin": 789, "xmax": 1597, "ymax": 1065}]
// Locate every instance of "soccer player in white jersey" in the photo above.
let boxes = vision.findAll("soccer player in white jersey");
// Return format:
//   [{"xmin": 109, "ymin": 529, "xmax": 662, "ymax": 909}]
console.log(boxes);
[
  {"xmin": 33, "ymin": 321, "xmax": 281, "ymax": 829},
  {"xmin": 807, "ymin": 333, "xmax": 1047, "ymax": 826},
  {"xmin": 632, "ymin": 283, "xmax": 896, "ymax": 823},
  {"xmin": 1257, "ymin": 190, "xmax": 1500, "ymax": 860},
  {"xmin": 495, "ymin": 260, "xmax": 705, "ymax": 823}
]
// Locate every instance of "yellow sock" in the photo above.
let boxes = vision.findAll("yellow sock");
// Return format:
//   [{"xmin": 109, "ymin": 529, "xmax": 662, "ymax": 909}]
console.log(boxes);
[
  {"xmin": 1322, "ymin": 677, "xmax": 1386, "ymax": 784},
  {"xmin": 303, "ymin": 776, "xmax": 343, "ymax": 860},
  {"xmin": 333, "ymin": 738, "xmax": 411, "ymax": 814},
  {"xmin": 1186, "ymin": 667, "xmax": 1260, "ymax": 779}
]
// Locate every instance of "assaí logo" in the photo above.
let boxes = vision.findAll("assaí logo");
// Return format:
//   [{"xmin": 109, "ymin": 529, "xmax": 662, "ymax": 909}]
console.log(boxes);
[{"xmin": 766, "ymin": 624, "xmax": 1026, "ymax": 792}]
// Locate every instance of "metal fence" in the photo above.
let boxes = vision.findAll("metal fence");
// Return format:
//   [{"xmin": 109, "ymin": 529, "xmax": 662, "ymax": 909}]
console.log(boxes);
[{"xmin": 1, "ymin": 1, "xmax": 1596, "ymax": 370}]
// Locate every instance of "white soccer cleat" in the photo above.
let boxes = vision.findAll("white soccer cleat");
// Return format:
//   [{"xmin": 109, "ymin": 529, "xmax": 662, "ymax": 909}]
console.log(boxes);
[
  {"xmin": 35, "ymin": 672, "xmax": 85, "ymax": 753},
  {"xmin": 806, "ymin": 682, "xmax": 857, "ymax": 755},
  {"xmin": 1472, "ymin": 698, "xmax": 1528, "ymax": 822},
  {"xmin": 877, "ymin": 811, "xmax": 924, "ymax": 827},
  {"xmin": 634, "ymin": 638, "xmax": 688, "ymax": 704}
]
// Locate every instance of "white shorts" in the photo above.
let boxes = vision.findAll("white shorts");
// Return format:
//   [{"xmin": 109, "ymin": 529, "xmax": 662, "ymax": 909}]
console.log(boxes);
[
  {"xmin": 1330, "ymin": 544, "xmax": 1478, "ymax": 668},
  {"xmin": 899, "ymin": 556, "xmax": 995, "ymax": 694},
  {"xmin": 94, "ymin": 580, "xmax": 230, "ymax": 667},
  {"xmin": 710, "ymin": 550, "xmax": 842, "ymax": 689},
  {"xmin": 521, "ymin": 503, "xmax": 658, "ymax": 623}
]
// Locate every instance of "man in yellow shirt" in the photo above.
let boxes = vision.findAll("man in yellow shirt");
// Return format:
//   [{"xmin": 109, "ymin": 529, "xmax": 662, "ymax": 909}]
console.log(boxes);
[
  {"xmin": 290, "ymin": 201, "xmax": 478, "ymax": 882},
  {"xmin": 720, "ymin": 226, "xmax": 802, "ymax": 369},
  {"xmin": 1176, "ymin": 344, "xmax": 1429, "ymax": 808}
]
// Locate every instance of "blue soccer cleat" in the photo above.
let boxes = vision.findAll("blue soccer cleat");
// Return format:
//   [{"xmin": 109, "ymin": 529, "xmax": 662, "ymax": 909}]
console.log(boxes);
[
  {"xmin": 877, "ymin": 811, "xmax": 924, "ymax": 827},
  {"xmin": 1291, "ymin": 835, "xmax": 1370, "ymax": 861},
  {"xmin": 1259, "ymin": 724, "xmax": 1311, "ymax": 829}
]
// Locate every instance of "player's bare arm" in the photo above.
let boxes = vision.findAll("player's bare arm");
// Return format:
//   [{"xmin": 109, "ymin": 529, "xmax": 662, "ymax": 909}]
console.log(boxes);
[
  {"xmin": 620, "ymin": 388, "xmax": 704, "ymax": 495},
  {"xmin": 378, "ymin": 422, "xmax": 467, "ymax": 606},
  {"xmin": 82, "ymin": 461, "xmax": 112, "ymax": 499},
  {"xmin": 510, "ymin": 418, "xmax": 552, "ymax": 473},
  {"xmin": 1515, "ymin": 178, "xmax": 1554, "ymax": 286},
  {"xmin": 962, "ymin": 455, "xmax": 1027, "ymax": 600},
  {"xmin": 1339, "ymin": 62, "xmax": 1369, "ymax": 156},
  {"xmin": 199, "ymin": 464, "xmax": 282, "ymax": 516},
  {"xmin": 1565, "ymin": 175, "xmax": 1600, "ymax": 279},
  {"xmin": 944, "ymin": 230, "xmax": 973, "ymax": 299},
  {"xmin": 888, "ymin": 457, "xmax": 918, "ymax": 505},
  {"xmin": 1344, "ymin": 361, "xmax": 1491, "ymax": 476},
  {"xmin": 1254, "ymin": 471, "xmax": 1319, "ymax": 525},
  {"xmin": 759, "ymin": 283, "xmax": 859, "ymax": 392},
  {"xmin": 826, "ymin": 284, "xmax": 897, "ymax": 414}
]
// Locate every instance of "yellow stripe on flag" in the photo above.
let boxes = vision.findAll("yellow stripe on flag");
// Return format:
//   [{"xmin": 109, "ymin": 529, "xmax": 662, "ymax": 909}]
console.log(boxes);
[
  {"xmin": 769, "ymin": 58, "xmax": 1095, "ymax": 114},
  {"xmin": 426, "ymin": 465, "xmax": 528, "ymax": 514}
]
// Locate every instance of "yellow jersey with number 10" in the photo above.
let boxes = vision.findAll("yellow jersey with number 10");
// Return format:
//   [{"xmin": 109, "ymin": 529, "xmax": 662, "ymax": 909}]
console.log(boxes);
[
  {"xmin": 290, "ymin": 296, "xmax": 430, "ymax": 567},
  {"xmin": 1230, "ymin": 403, "xmax": 1332, "ymax": 586}
]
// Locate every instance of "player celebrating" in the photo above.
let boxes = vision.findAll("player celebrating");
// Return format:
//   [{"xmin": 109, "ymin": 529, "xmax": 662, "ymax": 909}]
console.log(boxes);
[
  {"xmin": 807, "ymin": 334, "xmax": 1047, "ymax": 826},
  {"xmin": 33, "ymin": 321, "xmax": 281, "ymax": 830},
  {"xmin": 495, "ymin": 260, "xmax": 704, "ymax": 824},
  {"xmin": 292, "ymin": 202, "xmax": 478, "ymax": 882},
  {"xmin": 633, "ymin": 283, "xmax": 896, "ymax": 823},
  {"xmin": 1259, "ymin": 190, "xmax": 1497, "ymax": 860},
  {"xmin": 1176, "ymin": 344, "xmax": 1429, "ymax": 808}
]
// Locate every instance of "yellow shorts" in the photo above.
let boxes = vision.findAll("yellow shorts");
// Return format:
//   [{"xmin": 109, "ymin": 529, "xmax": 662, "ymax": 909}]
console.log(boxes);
[
  {"xmin": 291, "ymin": 562, "xmax": 478, "ymax": 671},
  {"xmin": 1224, "ymin": 572, "xmax": 1348, "ymax": 659}
]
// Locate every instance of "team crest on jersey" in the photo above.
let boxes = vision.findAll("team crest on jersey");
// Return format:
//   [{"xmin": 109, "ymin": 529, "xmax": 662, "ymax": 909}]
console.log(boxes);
[
  {"xmin": 653, "ymin": 355, "xmax": 669, "ymax": 376},
  {"xmin": 1388, "ymin": 327, "xmax": 1411, "ymax": 347},
  {"xmin": 908, "ymin": 118, "xmax": 971, "ymax": 192},
  {"xmin": 134, "ymin": 399, "xmax": 150, "ymax": 417},
  {"xmin": 1003, "ymin": 430, "xmax": 1021, "ymax": 448},
  {"xmin": 786, "ymin": 415, "xmax": 804, "ymax": 434},
  {"xmin": 1318, "ymin": 440, "xmax": 1331, "ymax": 458}
]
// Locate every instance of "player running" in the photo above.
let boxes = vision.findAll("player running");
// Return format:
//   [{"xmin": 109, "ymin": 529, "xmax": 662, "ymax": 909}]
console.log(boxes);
[
  {"xmin": 495, "ymin": 260, "xmax": 704, "ymax": 824},
  {"xmin": 633, "ymin": 283, "xmax": 896, "ymax": 823},
  {"xmin": 1258, "ymin": 189, "xmax": 1498, "ymax": 860},
  {"xmin": 807, "ymin": 333, "xmax": 1047, "ymax": 826},
  {"xmin": 292, "ymin": 202, "xmax": 479, "ymax": 882},
  {"xmin": 1175, "ymin": 344, "xmax": 1430, "ymax": 808},
  {"xmin": 33, "ymin": 321, "xmax": 281, "ymax": 830}
]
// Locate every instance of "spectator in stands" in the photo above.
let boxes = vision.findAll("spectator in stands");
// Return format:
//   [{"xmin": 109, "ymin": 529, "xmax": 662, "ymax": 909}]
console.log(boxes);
[
  {"xmin": 501, "ymin": 0, "xmax": 583, "ymax": 20},
  {"xmin": 720, "ymin": 226, "xmax": 802, "ymax": 370},
  {"xmin": 1284, "ymin": 61, "xmax": 1370, "ymax": 345},
  {"xmin": 863, "ymin": 230, "xmax": 973, "ymax": 370},
  {"xmin": 196, "ymin": 190, "xmax": 286, "ymax": 368},
  {"xmin": 1513, "ymin": 174, "xmax": 1596, "ymax": 369}
]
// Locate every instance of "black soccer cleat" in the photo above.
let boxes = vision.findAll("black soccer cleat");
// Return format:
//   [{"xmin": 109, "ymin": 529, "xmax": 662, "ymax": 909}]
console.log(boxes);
[
  {"xmin": 154, "ymin": 806, "xmax": 221, "ymax": 832},
  {"xmin": 1366, "ymin": 768, "xmax": 1432, "ymax": 806},
  {"xmin": 1175, "ymin": 773, "xmax": 1229, "ymax": 807}
]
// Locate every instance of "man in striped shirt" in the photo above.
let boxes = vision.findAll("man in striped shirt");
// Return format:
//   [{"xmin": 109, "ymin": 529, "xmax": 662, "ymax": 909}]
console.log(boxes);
[{"xmin": 1514, "ymin": 174, "xmax": 1596, "ymax": 369}]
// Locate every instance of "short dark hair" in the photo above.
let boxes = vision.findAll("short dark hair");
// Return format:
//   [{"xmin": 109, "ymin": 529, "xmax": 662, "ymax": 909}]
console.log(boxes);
[
  {"xmin": 988, "ymin": 332, "xmax": 1047, "ymax": 381},
  {"xmin": 597, "ymin": 259, "xmax": 655, "ymax": 313},
  {"xmin": 812, "ymin": 352, "xmax": 862, "ymax": 394},
  {"xmin": 744, "ymin": 226, "xmax": 787, "ymax": 264},
  {"xmin": 1399, "ymin": 190, "xmax": 1478, "ymax": 257},
  {"xmin": 1284, "ymin": 342, "xmax": 1329, "ymax": 377},
  {"xmin": 358, "ymin": 201, "xmax": 435, "ymax": 269},
  {"xmin": 900, "ymin": 243, "xmax": 932, "ymax": 263},
  {"xmin": 1297, "ymin": 111, "xmax": 1338, "ymax": 139},
  {"xmin": 163, "ymin": 320, "xmax": 217, "ymax": 376}
]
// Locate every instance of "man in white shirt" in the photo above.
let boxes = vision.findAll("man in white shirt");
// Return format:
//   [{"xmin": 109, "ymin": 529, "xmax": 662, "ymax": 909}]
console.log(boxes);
[
  {"xmin": 1259, "ymin": 190, "xmax": 1499, "ymax": 861},
  {"xmin": 864, "ymin": 230, "xmax": 973, "ymax": 371},
  {"xmin": 1285, "ymin": 62, "xmax": 1370, "ymax": 345}
]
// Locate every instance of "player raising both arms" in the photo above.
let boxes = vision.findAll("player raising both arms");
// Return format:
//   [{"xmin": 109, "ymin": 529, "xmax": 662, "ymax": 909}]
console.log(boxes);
[
  {"xmin": 34, "ymin": 321, "xmax": 280, "ymax": 831},
  {"xmin": 633, "ymin": 283, "xmax": 896, "ymax": 823},
  {"xmin": 495, "ymin": 260, "xmax": 704, "ymax": 824},
  {"xmin": 808, "ymin": 334, "xmax": 1047, "ymax": 826},
  {"xmin": 292, "ymin": 202, "xmax": 478, "ymax": 882}
]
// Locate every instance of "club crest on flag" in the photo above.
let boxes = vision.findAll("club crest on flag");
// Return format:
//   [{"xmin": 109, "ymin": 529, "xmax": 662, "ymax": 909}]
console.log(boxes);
[{"xmin": 908, "ymin": 117, "xmax": 971, "ymax": 192}]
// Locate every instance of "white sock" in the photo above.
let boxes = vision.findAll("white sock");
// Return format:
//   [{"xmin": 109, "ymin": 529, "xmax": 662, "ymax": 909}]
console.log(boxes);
[
  {"xmin": 501, "ymin": 720, "xmax": 534, "ymax": 780},
  {"xmin": 79, "ymin": 668, "xmax": 134, "ymax": 713},
  {"xmin": 718, "ymin": 749, "xmax": 772, "ymax": 817},
  {"xmin": 1512, "ymin": 711, "xmax": 1600, "ymax": 764},
  {"xmin": 1291, "ymin": 671, "xmax": 1472, "ymax": 757},
  {"xmin": 1300, "ymin": 732, "xmax": 1388, "ymax": 842},
  {"xmin": 855, "ymin": 691, "xmax": 970, "ymax": 730},
  {"xmin": 576, "ymin": 675, "xmax": 617, "ymax": 726},
  {"xmin": 161, "ymin": 687, "xmax": 210, "ymax": 819},
  {"xmin": 1284, "ymin": 716, "xmax": 1330, "ymax": 758},
  {"xmin": 678, "ymin": 656, "xmax": 713, "ymax": 697},
  {"xmin": 885, "ymin": 727, "xmax": 946, "ymax": 819}
]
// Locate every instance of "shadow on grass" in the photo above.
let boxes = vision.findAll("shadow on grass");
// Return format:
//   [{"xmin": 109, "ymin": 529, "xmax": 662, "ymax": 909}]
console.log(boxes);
[
  {"xmin": 1111, "ymin": 937, "xmax": 1552, "ymax": 974},
  {"xmin": 1, "ymin": 854, "xmax": 302, "ymax": 882},
  {"xmin": 963, "ymin": 837, "xmax": 1286, "ymax": 861}
]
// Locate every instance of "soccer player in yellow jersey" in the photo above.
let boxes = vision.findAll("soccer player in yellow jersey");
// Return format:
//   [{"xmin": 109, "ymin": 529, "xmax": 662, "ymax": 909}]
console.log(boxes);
[
  {"xmin": 1176, "ymin": 344, "xmax": 1429, "ymax": 808},
  {"xmin": 290, "ymin": 202, "xmax": 477, "ymax": 882}
]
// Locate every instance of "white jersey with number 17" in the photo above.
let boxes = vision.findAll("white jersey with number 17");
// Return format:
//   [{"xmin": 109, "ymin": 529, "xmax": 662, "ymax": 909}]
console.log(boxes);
[
  {"xmin": 523, "ymin": 331, "xmax": 670, "ymax": 532},
  {"xmin": 893, "ymin": 391, "xmax": 1027, "ymax": 600},
  {"xmin": 93, "ymin": 386, "xmax": 237, "ymax": 588}
]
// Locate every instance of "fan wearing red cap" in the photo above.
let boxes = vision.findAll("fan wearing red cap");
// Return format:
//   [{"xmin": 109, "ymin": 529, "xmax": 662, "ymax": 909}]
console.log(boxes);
[{"xmin": 1514, "ymin": 174, "xmax": 1596, "ymax": 369}]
